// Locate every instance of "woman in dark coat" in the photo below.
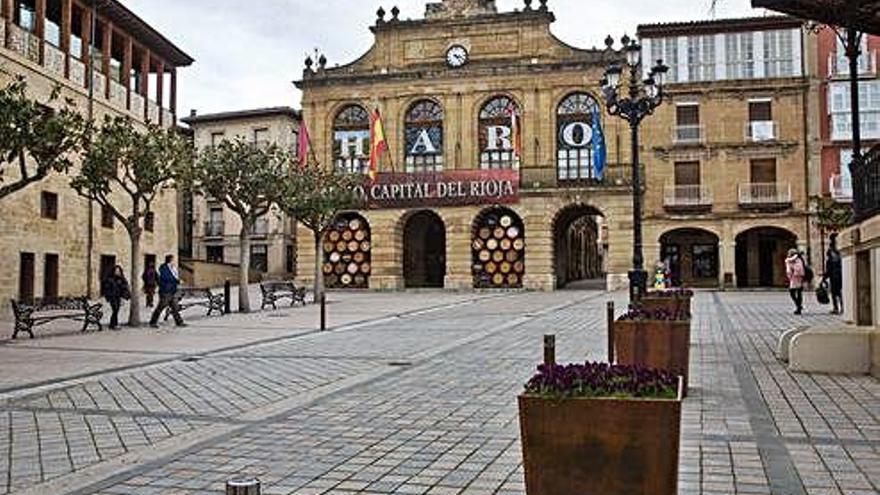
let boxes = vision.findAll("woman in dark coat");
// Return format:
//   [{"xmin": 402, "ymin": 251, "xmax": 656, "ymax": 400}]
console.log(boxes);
[
  {"xmin": 101, "ymin": 265, "xmax": 131, "ymax": 329},
  {"xmin": 824, "ymin": 233, "xmax": 844, "ymax": 315}
]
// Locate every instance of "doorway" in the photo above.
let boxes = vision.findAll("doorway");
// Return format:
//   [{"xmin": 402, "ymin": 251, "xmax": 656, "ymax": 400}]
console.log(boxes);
[
  {"xmin": 43, "ymin": 254, "xmax": 59, "ymax": 301},
  {"xmin": 19, "ymin": 253, "xmax": 35, "ymax": 303},
  {"xmin": 553, "ymin": 205, "xmax": 604, "ymax": 289},
  {"xmin": 735, "ymin": 227, "xmax": 797, "ymax": 288},
  {"xmin": 404, "ymin": 211, "xmax": 446, "ymax": 288}
]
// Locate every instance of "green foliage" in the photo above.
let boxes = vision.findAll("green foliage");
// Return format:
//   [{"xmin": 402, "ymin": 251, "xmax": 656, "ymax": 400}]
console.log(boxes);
[
  {"xmin": 71, "ymin": 116, "xmax": 193, "ymax": 234},
  {"xmin": 815, "ymin": 197, "xmax": 855, "ymax": 231},
  {"xmin": 0, "ymin": 77, "xmax": 87, "ymax": 199},
  {"xmin": 194, "ymin": 139, "xmax": 289, "ymax": 224},
  {"xmin": 279, "ymin": 164, "xmax": 363, "ymax": 235}
]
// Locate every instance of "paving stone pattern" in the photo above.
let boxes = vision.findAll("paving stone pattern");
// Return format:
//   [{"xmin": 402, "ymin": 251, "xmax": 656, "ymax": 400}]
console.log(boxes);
[{"xmin": 1, "ymin": 291, "xmax": 878, "ymax": 495}]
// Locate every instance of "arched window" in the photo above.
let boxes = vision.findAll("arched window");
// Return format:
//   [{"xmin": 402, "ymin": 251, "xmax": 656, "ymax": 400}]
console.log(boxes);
[
  {"xmin": 557, "ymin": 92, "xmax": 602, "ymax": 181},
  {"xmin": 479, "ymin": 96, "xmax": 521, "ymax": 170},
  {"xmin": 405, "ymin": 100, "xmax": 444, "ymax": 173},
  {"xmin": 333, "ymin": 104, "xmax": 370, "ymax": 174}
]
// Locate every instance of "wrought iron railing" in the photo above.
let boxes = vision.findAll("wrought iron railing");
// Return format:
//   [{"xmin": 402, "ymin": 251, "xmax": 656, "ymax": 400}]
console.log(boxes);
[{"xmin": 852, "ymin": 145, "xmax": 880, "ymax": 222}]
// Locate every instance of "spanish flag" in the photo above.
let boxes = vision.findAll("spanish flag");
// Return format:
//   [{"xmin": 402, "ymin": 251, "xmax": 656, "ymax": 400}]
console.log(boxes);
[{"xmin": 369, "ymin": 108, "xmax": 389, "ymax": 181}]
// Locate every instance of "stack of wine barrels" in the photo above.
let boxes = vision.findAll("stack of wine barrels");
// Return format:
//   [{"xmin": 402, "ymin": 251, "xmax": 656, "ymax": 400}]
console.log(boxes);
[
  {"xmin": 472, "ymin": 211, "xmax": 525, "ymax": 288},
  {"xmin": 322, "ymin": 215, "xmax": 371, "ymax": 289}
]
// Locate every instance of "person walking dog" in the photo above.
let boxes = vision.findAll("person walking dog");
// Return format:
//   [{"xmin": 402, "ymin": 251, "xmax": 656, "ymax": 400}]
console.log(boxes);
[
  {"xmin": 101, "ymin": 265, "xmax": 130, "ymax": 329},
  {"xmin": 785, "ymin": 248, "xmax": 806, "ymax": 315},
  {"xmin": 824, "ymin": 233, "xmax": 844, "ymax": 315},
  {"xmin": 149, "ymin": 255, "xmax": 186, "ymax": 328}
]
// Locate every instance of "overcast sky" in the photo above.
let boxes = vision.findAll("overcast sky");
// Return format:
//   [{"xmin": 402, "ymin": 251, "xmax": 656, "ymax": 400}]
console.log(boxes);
[{"xmin": 123, "ymin": 0, "xmax": 765, "ymax": 116}]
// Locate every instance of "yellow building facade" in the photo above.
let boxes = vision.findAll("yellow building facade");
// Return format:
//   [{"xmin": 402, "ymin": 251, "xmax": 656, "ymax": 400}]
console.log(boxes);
[{"xmin": 0, "ymin": 0, "xmax": 192, "ymax": 314}]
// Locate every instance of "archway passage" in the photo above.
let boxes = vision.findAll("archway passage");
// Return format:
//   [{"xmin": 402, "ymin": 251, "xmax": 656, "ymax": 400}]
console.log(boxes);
[
  {"xmin": 553, "ymin": 205, "xmax": 605, "ymax": 289},
  {"xmin": 404, "ymin": 211, "xmax": 446, "ymax": 288},
  {"xmin": 735, "ymin": 227, "xmax": 798, "ymax": 288},
  {"xmin": 660, "ymin": 228, "xmax": 720, "ymax": 288},
  {"xmin": 473, "ymin": 207, "xmax": 525, "ymax": 289},
  {"xmin": 323, "ymin": 213, "xmax": 371, "ymax": 289}
]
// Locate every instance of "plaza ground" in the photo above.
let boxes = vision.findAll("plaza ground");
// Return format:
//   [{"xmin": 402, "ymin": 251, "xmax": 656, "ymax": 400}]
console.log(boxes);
[{"xmin": 0, "ymin": 290, "xmax": 877, "ymax": 495}]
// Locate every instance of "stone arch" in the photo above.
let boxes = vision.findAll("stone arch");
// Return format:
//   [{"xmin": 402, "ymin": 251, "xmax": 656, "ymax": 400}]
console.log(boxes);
[
  {"xmin": 551, "ymin": 203, "xmax": 606, "ymax": 289},
  {"xmin": 472, "ymin": 206, "xmax": 525, "ymax": 289},
  {"xmin": 659, "ymin": 228, "xmax": 720, "ymax": 288},
  {"xmin": 322, "ymin": 212, "xmax": 372, "ymax": 289},
  {"xmin": 735, "ymin": 226, "xmax": 798, "ymax": 288}
]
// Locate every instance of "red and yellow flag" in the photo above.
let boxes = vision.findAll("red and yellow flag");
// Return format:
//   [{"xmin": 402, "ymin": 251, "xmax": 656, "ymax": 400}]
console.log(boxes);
[{"xmin": 369, "ymin": 108, "xmax": 389, "ymax": 181}]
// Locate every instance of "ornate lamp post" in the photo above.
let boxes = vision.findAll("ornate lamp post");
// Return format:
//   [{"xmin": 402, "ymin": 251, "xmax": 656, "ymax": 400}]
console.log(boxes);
[{"xmin": 600, "ymin": 35, "xmax": 669, "ymax": 302}]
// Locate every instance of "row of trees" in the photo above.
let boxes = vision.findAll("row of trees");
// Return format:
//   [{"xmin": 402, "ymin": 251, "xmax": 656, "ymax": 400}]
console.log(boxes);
[{"xmin": 0, "ymin": 78, "xmax": 360, "ymax": 326}]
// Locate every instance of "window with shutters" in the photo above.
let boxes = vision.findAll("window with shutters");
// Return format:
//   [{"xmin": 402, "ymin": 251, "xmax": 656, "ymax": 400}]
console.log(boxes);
[
  {"xmin": 750, "ymin": 158, "xmax": 777, "ymax": 184},
  {"xmin": 556, "ymin": 92, "xmax": 601, "ymax": 181},
  {"xmin": 747, "ymin": 100, "xmax": 775, "ymax": 141},
  {"xmin": 41, "ymin": 192, "xmax": 58, "ymax": 220},
  {"xmin": 687, "ymin": 35, "xmax": 716, "ymax": 82},
  {"xmin": 674, "ymin": 104, "xmax": 701, "ymax": 143},
  {"xmin": 674, "ymin": 162, "xmax": 701, "ymax": 186},
  {"xmin": 725, "ymin": 33, "xmax": 754, "ymax": 79}
]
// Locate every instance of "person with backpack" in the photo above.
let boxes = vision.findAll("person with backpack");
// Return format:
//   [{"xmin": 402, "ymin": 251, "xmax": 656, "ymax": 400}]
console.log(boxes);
[
  {"xmin": 785, "ymin": 248, "xmax": 808, "ymax": 315},
  {"xmin": 101, "ymin": 265, "xmax": 131, "ymax": 329}
]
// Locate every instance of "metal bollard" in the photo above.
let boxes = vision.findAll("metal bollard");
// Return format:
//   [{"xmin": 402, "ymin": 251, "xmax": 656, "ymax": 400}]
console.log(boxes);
[
  {"xmin": 543, "ymin": 334, "xmax": 556, "ymax": 367},
  {"xmin": 226, "ymin": 477, "xmax": 260, "ymax": 495},
  {"xmin": 320, "ymin": 293, "xmax": 327, "ymax": 331},
  {"xmin": 607, "ymin": 301, "xmax": 615, "ymax": 364},
  {"xmin": 224, "ymin": 279, "xmax": 231, "ymax": 314}
]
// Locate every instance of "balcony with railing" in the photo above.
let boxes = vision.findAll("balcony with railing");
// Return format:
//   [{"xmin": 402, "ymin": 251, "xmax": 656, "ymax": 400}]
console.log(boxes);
[
  {"xmin": 830, "ymin": 173, "xmax": 853, "ymax": 202},
  {"xmin": 672, "ymin": 125, "xmax": 704, "ymax": 145},
  {"xmin": 664, "ymin": 184, "xmax": 713, "ymax": 212},
  {"xmin": 745, "ymin": 121, "xmax": 778, "ymax": 142},
  {"xmin": 738, "ymin": 182, "xmax": 792, "ymax": 208},
  {"xmin": 204, "ymin": 221, "xmax": 225, "ymax": 238},
  {"xmin": 1, "ymin": 17, "xmax": 178, "ymax": 128},
  {"xmin": 829, "ymin": 50, "xmax": 878, "ymax": 79}
]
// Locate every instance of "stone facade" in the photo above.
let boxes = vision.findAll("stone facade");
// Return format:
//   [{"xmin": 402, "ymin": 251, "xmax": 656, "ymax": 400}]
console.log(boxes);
[
  {"xmin": 0, "ymin": 1, "xmax": 192, "ymax": 316},
  {"xmin": 296, "ymin": 0, "xmax": 637, "ymax": 291},
  {"xmin": 184, "ymin": 108, "xmax": 301, "ymax": 280}
]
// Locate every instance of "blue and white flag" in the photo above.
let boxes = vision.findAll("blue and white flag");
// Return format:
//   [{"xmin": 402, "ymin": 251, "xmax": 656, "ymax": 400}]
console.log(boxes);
[{"xmin": 592, "ymin": 106, "xmax": 607, "ymax": 181}]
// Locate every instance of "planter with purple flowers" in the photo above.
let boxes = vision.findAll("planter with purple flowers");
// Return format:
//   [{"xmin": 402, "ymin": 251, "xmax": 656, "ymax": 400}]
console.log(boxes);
[
  {"xmin": 519, "ymin": 362, "xmax": 682, "ymax": 495},
  {"xmin": 641, "ymin": 288, "xmax": 694, "ymax": 314},
  {"xmin": 613, "ymin": 306, "xmax": 691, "ymax": 393}
]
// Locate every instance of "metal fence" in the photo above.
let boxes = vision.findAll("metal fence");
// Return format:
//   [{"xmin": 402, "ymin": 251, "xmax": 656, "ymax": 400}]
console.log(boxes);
[{"xmin": 853, "ymin": 144, "xmax": 880, "ymax": 222}]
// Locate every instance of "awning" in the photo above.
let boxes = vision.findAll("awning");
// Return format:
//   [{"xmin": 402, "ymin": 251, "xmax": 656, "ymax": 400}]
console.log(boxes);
[{"xmin": 751, "ymin": 0, "xmax": 880, "ymax": 35}]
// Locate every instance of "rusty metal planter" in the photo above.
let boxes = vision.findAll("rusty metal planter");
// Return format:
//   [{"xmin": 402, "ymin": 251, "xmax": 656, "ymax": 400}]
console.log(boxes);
[
  {"xmin": 518, "ymin": 386, "xmax": 682, "ymax": 495},
  {"xmin": 614, "ymin": 319, "xmax": 691, "ymax": 392},
  {"xmin": 640, "ymin": 294, "xmax": 692, "ymax": 314}
]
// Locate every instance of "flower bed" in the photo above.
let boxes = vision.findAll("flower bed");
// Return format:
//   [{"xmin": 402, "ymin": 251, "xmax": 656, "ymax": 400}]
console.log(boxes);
[{"xmin": 519, "ymin": 363, "xmax": 682, "ymax": 495}]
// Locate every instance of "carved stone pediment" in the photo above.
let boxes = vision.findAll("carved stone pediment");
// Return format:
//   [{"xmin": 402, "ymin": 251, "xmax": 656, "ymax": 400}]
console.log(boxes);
[{"xmin": 425, "ymin": 0, "xmax": 498, "ymax": 19}]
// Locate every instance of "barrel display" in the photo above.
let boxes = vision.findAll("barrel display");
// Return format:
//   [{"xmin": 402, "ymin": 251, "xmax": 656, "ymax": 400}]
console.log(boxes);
[
  {"xmin": 473, "ymin": 209, "xmax": 524, "ymax": 288},
  {"xmin": 324, "ymin": 214, "xmax": 371, "ymax": 289}
]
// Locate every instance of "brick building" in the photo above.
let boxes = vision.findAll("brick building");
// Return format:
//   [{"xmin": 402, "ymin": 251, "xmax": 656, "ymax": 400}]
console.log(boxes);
[
  {"xmin": 183, "ymin": 107, "xmax": 301, "ymax": 282},
  {"xmin": 0, "ymin": 0, "xmax": 192, "ymax": 310},
  {"xmin": 638, "ymin": 16, "xmax": 819, "ymax": 288}
]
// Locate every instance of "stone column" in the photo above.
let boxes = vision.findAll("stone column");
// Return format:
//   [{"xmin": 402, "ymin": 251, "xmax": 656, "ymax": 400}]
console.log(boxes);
[
  {"xmin": 156, "ymin": 59, "xmax": 165, "ymax": 125},
  {"xmin": 522, "ymin": 200, "xmax": 554, "ymax": 291},
  {"xmin": 60, "ymin": 0, "xmax": 71, "ymax": 76},
  {"xmin": 102, "ymin": 20, "xmax": 112, "ymax": 99},
  {"xmin": 122, "ymin": 35, "xmax": 132, "ymax": 108},
  {"xmin": 170, "ymin": 67, "xmax": 177, "ymax": 121},
  {"xmin": 366, "ymin": 211, "xmax": 404, "ymax": 290},
  {"xmin": 140, "ymin": 50, "xmax": 150, "ymax": 119},
  {"xmin": 2, "ymin": 0, "xmax": 11, "ymax": 48},
  {"xmin": 444, "ymin": 208, "xmax": 475, "ymax": 290},
  {"xmin": 720, "ymin": 221, "xmax": 736, "ymax": 288}
]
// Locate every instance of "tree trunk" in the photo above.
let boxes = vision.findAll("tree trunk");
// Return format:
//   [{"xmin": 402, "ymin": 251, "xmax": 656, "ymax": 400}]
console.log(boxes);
[
  {"xmin": 239, "ymin": 223, "xmax": 252, "ymax": 313},
  {"xmin": 128, "ymin": 230, "xmax": 142, "ymax": 326},
  {"xmin": 313, "ymin": 230, "xmax": 324, "ymax": 302}
]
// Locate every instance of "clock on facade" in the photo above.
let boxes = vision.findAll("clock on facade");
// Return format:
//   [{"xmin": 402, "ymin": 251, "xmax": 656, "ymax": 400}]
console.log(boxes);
[{"xmin": 446, "ymin": 45, "xmax": 469, "ymax": 68}]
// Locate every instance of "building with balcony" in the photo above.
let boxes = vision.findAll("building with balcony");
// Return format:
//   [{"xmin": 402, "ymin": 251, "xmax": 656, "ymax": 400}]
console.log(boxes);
[
  {"xmin": 183, "ymin": 107, "xmax": 301, "ymax": 281},
  {"xmin": 0, "ymin": 0, "xmax": 192, "ymax": 309},
  {"xmin": 639, "ymin": 16, "xmax": 815, "ymax": 288},
  {"xmin": 816, "ymin": 28, "xmax": 880, "ymax": 205}
]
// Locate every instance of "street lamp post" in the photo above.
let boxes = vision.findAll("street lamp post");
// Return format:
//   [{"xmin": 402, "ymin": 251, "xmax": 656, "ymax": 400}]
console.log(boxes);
[{"xmin": 600, "ymin": 35, "xmax": 669, "ymax": 303}]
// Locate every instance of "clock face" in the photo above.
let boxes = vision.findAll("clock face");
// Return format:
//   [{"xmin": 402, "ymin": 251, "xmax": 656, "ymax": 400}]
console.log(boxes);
[{"xmin": 446, "ymin": 45, "xmax": 469, "ymax": 68}]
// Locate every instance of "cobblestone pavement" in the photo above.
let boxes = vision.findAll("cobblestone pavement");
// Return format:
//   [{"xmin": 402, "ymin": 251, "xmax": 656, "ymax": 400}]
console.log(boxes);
[{"xmin": 0, "ymin": 291, "xmax": 877, "ymax": 495}]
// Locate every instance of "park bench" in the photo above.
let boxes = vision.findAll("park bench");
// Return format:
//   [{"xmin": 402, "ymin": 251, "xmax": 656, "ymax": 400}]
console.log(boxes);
[
  {"xmin": 10, "ymin": 297, "xmax": 103, "ymax": 339},
  {"xmin": 260, "ymin": 281, "xmax": 307, "ymax": 310},
  {"xmin": 164, "ymin": 287, "xmax": 225, "ymax": 320}
]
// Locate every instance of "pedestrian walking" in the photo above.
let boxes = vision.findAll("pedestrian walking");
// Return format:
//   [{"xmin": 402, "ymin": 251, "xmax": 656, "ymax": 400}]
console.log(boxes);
[
  {"xmin": 149, "ymin": 254, "xmax": 186, "ymax": 328},
  {"xmin": 142, "ymin": 262, "xmax": 159, "ymax": 308},
  {"xmin": 824, "ymin": 233, "xmax": 844, "ymax": 315},
  {"xmin": 785, "ymin": 248, "xmax": 806, "ymax": 315},
  {"xmin": 101, "ymin": 265, "xmax": 131, "ymax": 329}
]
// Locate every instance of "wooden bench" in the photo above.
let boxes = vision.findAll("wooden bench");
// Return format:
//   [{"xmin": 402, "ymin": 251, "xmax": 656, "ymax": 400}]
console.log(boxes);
[
  {"xmin": 260, "ymin": 282, "xmax": 307, "ymax": 310},
  {"xmin": 164, "ymin": 287, "xmax": 225, "ymax": 320},
  {"xmin": 10, "ymin": 297, "xmax": 103, "ymax": 339}
]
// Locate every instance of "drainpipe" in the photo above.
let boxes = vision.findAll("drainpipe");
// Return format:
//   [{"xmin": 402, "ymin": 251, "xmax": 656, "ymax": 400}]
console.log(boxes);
[{"xmin": 85, "ymin": 0, "xmax": 96, "ymax": 298}]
